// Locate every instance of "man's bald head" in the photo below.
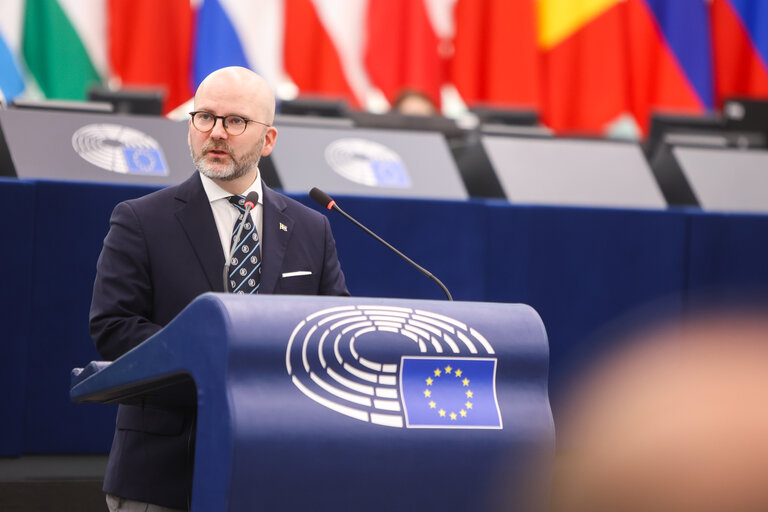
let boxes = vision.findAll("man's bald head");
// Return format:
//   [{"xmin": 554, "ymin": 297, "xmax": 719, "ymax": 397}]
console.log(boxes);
[
  {"xmin": 188, "ymin": 66, "xmax": 278, "ymax": 194},
  {"xmin": 194, "ymin": 66, "xmax": 275, "ymax": 125}
]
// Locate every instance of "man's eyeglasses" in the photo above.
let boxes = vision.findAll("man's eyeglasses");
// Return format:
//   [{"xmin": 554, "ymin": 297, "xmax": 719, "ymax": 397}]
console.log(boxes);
[{"xmin": 189, "ymin": 111, "xmax": 270, "ymax": 136}]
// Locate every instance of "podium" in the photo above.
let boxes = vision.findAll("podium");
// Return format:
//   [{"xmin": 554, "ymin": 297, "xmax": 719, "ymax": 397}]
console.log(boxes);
[{"xmin": 71, "ymin": 294, "xmax": 553, "ymax": 511}]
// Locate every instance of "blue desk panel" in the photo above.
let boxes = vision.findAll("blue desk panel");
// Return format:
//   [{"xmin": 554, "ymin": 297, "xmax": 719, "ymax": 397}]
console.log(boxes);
[
  {"xmin": 1, "ymin": 179, "xmax": 767, "ymax": 456},
  {"xmin": 23, "ymin": 181, "xmax": 157, "ymax": 453},
  {"xmin": 687, "ymin": 210, "xmax": 768, "ymax": 309},
  {"xmin": 484, "ymin": 203, "xmax": 689, "ymax": 413},
  {"xmin": 0, "ymin": 179, "xmax": 35, "ymax": 456},
  {"xmin": 295, "ymin": 194, "xmax": 489, "ymax": 301}
]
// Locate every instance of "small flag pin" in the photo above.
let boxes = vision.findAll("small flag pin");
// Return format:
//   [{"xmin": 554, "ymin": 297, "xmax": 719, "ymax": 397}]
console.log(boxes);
[{"xmin": 279, "ymin": 223, "xmax": 288, "ymax": 232}]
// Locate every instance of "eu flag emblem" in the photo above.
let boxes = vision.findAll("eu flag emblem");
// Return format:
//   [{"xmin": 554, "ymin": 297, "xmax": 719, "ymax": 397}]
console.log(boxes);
[
  {"xmin": 123, "ymin": 147, "xmax": 168, "ymax": 176},
  {"xmin": 370, "ymin": 160, "xmax": 410, "ymax": 188},
  {"xmin": 400, "ymin": 357, "xmax": 502, "ymax": 429}
]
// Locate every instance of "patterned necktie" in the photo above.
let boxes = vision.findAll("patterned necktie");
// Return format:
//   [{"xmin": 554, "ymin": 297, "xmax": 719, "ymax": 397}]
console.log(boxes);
[{"xmin": 227, "ymin": 195, "xmax": 261, "ymax": 294}]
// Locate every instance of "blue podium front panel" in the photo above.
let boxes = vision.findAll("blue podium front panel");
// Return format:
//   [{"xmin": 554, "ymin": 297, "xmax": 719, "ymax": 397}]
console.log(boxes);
[{"xmin": 71, "ymin": 294, "xmax": 553, "ymax": 511}]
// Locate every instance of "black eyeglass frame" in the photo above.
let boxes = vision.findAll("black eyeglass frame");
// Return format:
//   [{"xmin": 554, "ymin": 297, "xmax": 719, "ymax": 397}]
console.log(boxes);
[{"xmin": 189, "ymin": 111, "xmax": 271, "ymax": 136}]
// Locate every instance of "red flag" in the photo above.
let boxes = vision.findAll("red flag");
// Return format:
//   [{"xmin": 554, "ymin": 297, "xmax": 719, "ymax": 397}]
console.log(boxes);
[
  {"xmin": 625, "ymin": 0, "xmax": 704, "ymax": 134},
  {"xmin": 283, "ymin": 0, "xmax": 358, "ymax": 106},
  {"xmin": 108, "ymin": 0, "xmax": 194, "ymax": 113},
  {"xmin": 538, "ymin": 1, "xmax": 629, "ymax": 135},
  {"xmin": 365, "ymin": 0, "xmax": 444, "ymax": 108},
  {"xmin": 451, "ymin": 0, "xmax": 540, "ymax": 108},
  {"xmin": 710, "ymin": 0, "xmax": 768, "ymax": 107}
]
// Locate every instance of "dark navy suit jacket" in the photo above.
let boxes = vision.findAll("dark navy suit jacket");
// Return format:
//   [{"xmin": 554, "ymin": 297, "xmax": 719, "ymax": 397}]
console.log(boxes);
[{"xmin": 90, "ymin": 172, "xmax": 348, "ymax": 509}]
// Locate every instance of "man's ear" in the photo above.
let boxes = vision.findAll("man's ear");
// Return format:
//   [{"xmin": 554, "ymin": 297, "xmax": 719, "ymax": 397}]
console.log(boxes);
[
  {"xmin": 187, "ymin": 119, "xmax": 193, "ymax": 149},
  {"xmin": 261, "ymin": 126, "xmax": 278, "ymax": 157}
]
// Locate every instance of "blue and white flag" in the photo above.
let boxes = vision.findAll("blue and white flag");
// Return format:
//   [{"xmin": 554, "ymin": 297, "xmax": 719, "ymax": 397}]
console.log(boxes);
[
  {"xmin": 193, "ymin": 0, "xmax": 284, "ymax": 91},
  {"xmin": 0, "ymin": 30, "xmax": 24, "ymax": 103}
]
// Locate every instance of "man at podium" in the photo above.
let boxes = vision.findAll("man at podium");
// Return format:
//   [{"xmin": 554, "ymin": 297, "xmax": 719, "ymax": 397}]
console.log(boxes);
[{"xmin": 89, "ymin": 66, "xmax": 349, "ymax": 511}]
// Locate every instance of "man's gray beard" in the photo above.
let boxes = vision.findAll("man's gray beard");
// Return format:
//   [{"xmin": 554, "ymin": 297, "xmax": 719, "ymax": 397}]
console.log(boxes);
[{"xmin": 192, "ymin": 137, "xmax": 264, "ymax": 182}]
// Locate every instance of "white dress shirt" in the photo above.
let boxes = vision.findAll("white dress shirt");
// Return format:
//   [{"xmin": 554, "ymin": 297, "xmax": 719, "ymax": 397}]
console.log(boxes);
[{"xmin": 199, "ymin": 171, "xmax": 264, "ymax": 260}]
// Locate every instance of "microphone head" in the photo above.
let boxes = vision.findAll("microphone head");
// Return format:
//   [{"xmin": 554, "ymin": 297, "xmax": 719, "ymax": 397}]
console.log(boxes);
[
  {"xmin": 310, "ymin": 187, "xmax": 335, "ymax": 210},
  {"xmin": 244, "ymin": 191, "xmax": 259, "ymax": 209}
]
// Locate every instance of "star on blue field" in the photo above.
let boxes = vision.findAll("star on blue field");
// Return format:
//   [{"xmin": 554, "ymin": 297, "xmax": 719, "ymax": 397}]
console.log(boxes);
[
  {"xmin": 400, "ymin": 357, "xmax": 502, "ymax": 429},
  {"xmin": 123, "ymin": 147, "xmax": 167, "ymax": 175}
]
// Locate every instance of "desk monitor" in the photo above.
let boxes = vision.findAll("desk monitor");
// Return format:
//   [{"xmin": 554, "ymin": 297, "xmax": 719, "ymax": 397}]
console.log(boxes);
[
  {"xmin": 278, "ymin": 98, "xmax": 349, "ymax": 118},
  {"xmin": 270, "ymin": 124, "xmax": 468, "ymax": 200},
  {"xmin": 88, "ymin": 87, "xmax": 164, "ymax": 116},
  {"xmin": 470, "ymin": 106, "xmax": 539, "ymax": 126},
  {"xmin": 0, "ymin": 108, "xmax": 193, "ymax": 185},
  {"xmin": 645, "ymin": 113, "xmax": 726, "ymax": 158},
  {"xmin": 649, "ymin": 131, "xmax": 766, "ymax": 207},
  {"xmin": 349, "ymin": 111, "xmax": 465, "ymax": 139},
  {"xmin": 482, "ymin": 136, "xmax": 667, "ymax": 209},
  {"xmin": 672, "ymin": 146, "xmax": 768, "ymax": 213},
  {"xmin": 724, "ymin": 98, "xmax": 768, "ymax": 142},
  {"xmin": 11, "ymin": 98, "xmax": 113, "ymax": 114}
]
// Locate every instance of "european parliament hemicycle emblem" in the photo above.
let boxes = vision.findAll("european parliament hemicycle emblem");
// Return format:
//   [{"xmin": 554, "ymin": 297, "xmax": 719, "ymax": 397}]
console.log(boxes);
[
  {"xmin": 286, "ymin": 305, "xmax": 502, "ymax": 429},
  {"xmin": 324, "ymin": 138, "xmax": 411, "ymax": 188},
  {"xmin": 72, "ymin": 123, "xmax": 169, "ymax": 176}
]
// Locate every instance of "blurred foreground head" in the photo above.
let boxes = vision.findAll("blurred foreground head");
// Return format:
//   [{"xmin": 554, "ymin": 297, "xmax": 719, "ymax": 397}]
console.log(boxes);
[{"xmin": 553, "ymin": 312, "xmax": 768, "ymax": 512}]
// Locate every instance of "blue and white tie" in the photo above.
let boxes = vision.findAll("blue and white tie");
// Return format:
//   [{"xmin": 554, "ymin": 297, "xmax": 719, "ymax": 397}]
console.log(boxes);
[{"xmin": 227, "ymin": 195, "xmax": 261, "ymax": 294}]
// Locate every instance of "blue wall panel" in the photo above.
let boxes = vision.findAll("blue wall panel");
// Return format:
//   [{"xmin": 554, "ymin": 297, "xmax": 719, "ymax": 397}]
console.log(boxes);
[
  {"xmin": 2, "ymin": 179, "xmax": 768, "ymax": 455},
  {"xmin": 484, "ymin": 204, "xmax": 690, "ymax": 412},
  {"xmin": 686, "ymin": 210, "xmax": 768, "ymax": 309},
  {"xmin": 297, "ymin": 195, "xmax": 489, "ymax": 301},
  {"xmin": 0, "ymin": 179, "xmax": 35, "ymax": 456},
  {"xmin": 23, "ymin": 181, "xmax": 157, "ymax": 453}
]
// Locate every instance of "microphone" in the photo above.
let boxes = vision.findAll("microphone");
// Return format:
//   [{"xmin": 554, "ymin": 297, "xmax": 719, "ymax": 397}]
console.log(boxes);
[
  {"xmin": 309, "ymin": 187, "xmax": 453, "ymax": 301},
  {"xmin": 223, "ymin": 191, "xmax": 260, "ymax": 292}
]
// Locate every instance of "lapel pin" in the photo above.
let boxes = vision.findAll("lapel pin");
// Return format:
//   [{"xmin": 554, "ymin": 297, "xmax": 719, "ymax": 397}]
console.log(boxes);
[{"xmin": 279, "ymin": 223, "xmax": 288, "ymax": 232}]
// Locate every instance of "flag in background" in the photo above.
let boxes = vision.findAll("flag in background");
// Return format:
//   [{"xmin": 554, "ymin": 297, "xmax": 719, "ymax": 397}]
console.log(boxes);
[
  {"xmin": 626, "ymin": 0, "xmax": 711, "ymax": 133},
  {"xmin": 3, "ymin": 0, "xmax": 767, "ymax": 135},
  {"xmin": 0, "ymin": 0, "xmax": 26, "ymax": 103},
  {"xmin": 365, "ymin": 0, "xmax": 447, "ymax": 108},
  {"xmin": 647, "ymin": 0, "xmax": 713, "ymax": 109},
  {"xmin": 193, "ymin": 0, "xmax": 251, "ymax": 87},
  {"xmin": 193, "ymin": 0, "xmax": 286, "ymax": 93},
  {"xmin": 538, "ymin": 0, "xmax": 629, "ymax": 134},
  {"xmin": 108, "ymin": 0, "xmax": 194, "ymax": 114},
  {"xmin": 451, "ymin": 0, "xmax": 540, "ymax": 109},
  {"xmin": 22, "ymin": 0, "xmax": 104, "ymax": 100},
  {"xmin": 0, "ymin": 34, "xmax": 24, "ymax": 104},
  {"xmin": 283, "ymin": 0, "xmax": 359, "ymax": 106},
  {"xmin": 711, "ymin": 0, "xmax": 768, "ymax": 107}
]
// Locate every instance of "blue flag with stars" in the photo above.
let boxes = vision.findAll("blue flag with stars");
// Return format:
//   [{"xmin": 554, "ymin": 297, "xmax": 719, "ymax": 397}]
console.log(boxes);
[{"xmin": 400, "ymin": 357, "xmax": 502, "ymax": 429}]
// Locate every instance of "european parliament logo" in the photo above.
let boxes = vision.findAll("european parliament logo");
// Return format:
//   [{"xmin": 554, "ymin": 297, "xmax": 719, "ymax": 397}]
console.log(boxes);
[
  {"xmin": 286, "ymin": 305, "xmax": 502, "ymax": 429},
  {"xmin": 324, "ymin": 138, "xmax": 411, "ymax": 188},
  {"xmin": 72, "ymin": 123, "xmax": 169, "ymax": 176}
]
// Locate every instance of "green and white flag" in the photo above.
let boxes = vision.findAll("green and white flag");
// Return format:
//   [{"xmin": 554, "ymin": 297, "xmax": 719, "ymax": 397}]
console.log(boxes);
[{"xmin": 22, "ymin": 0, "xmax": 106, "ymax": 100}]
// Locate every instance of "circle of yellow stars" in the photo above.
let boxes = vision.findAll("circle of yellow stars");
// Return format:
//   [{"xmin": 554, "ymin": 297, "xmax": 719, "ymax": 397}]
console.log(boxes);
[{"xmin": 423, "ymin": 364, "xmax": 472, "ymax": 421}]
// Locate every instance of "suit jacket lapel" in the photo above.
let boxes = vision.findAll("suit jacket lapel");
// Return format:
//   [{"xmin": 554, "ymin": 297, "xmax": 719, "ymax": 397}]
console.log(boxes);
[
  {"xmin": 174, "ymin": 172, "xmax": 226, "ymax": 292},
  {"xmin": 260, "ymin": 186, "xmax": 294, "ymax": 294}
]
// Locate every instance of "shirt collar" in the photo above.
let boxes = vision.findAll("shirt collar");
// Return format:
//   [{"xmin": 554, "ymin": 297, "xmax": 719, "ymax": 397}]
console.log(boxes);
[{"xmin": 199, "ymin": 170, "xmax": 264, "ymax": 206}]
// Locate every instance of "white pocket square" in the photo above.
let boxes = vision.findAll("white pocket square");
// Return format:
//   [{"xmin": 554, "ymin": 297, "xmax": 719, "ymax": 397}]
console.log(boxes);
[{"xmin": 282, "ymin": 271, "xmax": 312, "ymax": 278}]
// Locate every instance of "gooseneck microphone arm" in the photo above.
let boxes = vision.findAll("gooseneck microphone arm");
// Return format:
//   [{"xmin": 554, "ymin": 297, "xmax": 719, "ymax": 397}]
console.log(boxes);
[
  {"xmin": 222, "ymin": 191, "xmax": 260, "ymax": 293},
  {"xmin": 309, "ymin": 187, "xmax": 453, "ymax": 301}
]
